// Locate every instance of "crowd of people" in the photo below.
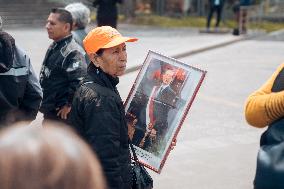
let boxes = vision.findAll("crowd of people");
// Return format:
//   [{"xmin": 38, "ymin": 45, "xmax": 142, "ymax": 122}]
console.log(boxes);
[
  {"xmin": 1, "ymin": 0, "xmax": 280, "ymax": 189},
  {"xmin": 0, "ymin": 0, "xmax": 181, "ymax": 187},
  {"xmin": 0, "ymin": 2, "xmax": 138, "ymax": 189}
]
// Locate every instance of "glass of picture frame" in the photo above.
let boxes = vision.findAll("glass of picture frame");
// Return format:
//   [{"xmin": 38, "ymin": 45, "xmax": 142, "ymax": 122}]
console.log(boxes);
[{"xmin": 125, "ymin": 50, "xmax": 207, "ymax": 173}]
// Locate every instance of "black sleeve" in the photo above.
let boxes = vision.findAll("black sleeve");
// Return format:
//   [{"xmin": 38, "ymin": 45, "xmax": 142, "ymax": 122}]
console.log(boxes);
[
  {"xmin": 69, "ymin": 85, "xmax": 125, "ymax": 189},
  {"xmin": 19, "ymin": 57, "xmax": 43, "ymax": 121},
  {"xmin": 62, "ymin": 50, "xmax": 87, "ymax": 106},
  {"xmin": 93, "ymin": 0, "xmax": 100, "ymax": 7},
  {"xmin": 85, "ymin": 97, "xmax": 124, "ymax": 189},
  {"xmin": 68, "ymin": 88, "xmax": 86, "ymax": 136}
]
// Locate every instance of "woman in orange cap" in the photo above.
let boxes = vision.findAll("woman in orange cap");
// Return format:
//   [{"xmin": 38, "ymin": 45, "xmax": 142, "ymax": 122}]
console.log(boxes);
[{"xmin": 68, "ymin": 26, "xmax": 137, "ymax": 189}]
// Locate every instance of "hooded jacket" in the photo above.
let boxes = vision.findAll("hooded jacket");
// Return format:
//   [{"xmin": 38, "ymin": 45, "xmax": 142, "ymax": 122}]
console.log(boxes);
[
  {"xmin": 0, "ymin": 31, "xmax": 42, "ymax": 126},
  {"xmin": 68, "ymin": 63, "xmax": 132, "ymax": 189}
]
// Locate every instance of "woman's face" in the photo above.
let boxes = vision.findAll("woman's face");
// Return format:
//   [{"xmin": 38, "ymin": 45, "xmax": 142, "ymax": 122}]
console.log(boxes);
[{"xmin": 95, "ymin": 43, "xmax": 127, "ymax": 77}]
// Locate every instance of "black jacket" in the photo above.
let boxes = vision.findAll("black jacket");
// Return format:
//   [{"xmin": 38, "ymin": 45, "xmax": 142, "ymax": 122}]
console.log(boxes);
[
  {"xmin": 209, "ymin": 0, "xmax": 224, "ymax": 7},
  {"xmin": 93, "ymin": 0, "xmax": 122, "ymax": 19},
  {"xmin": 68, "ymin": 64, "xmax": 132, "ymax": 189},
  {"xmin": 39, "ymin": 35, "xmax": 87, "ymax": 115},
  {"xmin": 0, "ymin": 31, "xmax": 42, "ymax": 126}
]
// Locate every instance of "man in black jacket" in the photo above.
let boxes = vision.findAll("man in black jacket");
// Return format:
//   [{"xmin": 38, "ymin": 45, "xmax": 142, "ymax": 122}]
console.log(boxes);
[
  {"xmin": 0, "ymin": 17, "xmax": 43, "ymax": 127},
  {"xmin": 39, "ymin": 8, "xmax": 87, "ymax": 123}
]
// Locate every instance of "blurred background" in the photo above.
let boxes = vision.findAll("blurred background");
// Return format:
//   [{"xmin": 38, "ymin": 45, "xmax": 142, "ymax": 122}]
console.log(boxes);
[
  {"xmin": 0, "ymin": 0, "xmax": 283, "ymax": 32},
  {"xmin": 1, "ymin": 1, "xmax": 284, "ymax": 188}
]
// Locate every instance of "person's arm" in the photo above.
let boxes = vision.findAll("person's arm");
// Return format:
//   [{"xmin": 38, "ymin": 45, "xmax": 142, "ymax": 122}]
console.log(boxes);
[
  {"xmin": 84, "ymin": 97, "xmax": 124, "ymax": 189},
  {"xmin": 68, "ymin": 87, "xmax": 86, "ymax": 137},
  {"xmin": 19, "ymin": 54, "xmax": 43, "ymax": 121},
  {"xmin": 245, "ymin": 63, "xmax": 284, "ymax": 128},
  {"xmin": 58, "ymin": 50, "xmax": 87, "ymax": 119},
  {"xmin": 69, "ymin": 85, "xmax": 125, "ymax": 189}
]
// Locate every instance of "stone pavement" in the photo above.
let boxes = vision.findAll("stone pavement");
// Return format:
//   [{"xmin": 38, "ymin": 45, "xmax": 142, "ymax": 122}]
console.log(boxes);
[
  {"xmin": 6, "ymin": 23, "xmax": 252, "ymax": 75},
  {"xmin": 5, "ymin": 24, "xmax": 281, "ymax": 189}
]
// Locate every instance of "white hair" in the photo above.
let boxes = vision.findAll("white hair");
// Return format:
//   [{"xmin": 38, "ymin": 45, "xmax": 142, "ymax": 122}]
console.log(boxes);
[
  {"xmin": 0, "ymin": 16, "xmax": 2, "ymax": 30},
  {"xmin": 65, "ymin": 2, "xmax": 90, "ymax": 29}
]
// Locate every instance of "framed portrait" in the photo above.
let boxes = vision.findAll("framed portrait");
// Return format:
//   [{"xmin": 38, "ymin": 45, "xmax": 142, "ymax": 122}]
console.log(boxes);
[{"xmin": 125, "ymin": 50, "xmax": 207, "ymax": 173}]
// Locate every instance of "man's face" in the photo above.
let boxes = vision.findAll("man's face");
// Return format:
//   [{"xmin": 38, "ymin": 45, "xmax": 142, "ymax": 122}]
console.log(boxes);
[
  {"xmin": 45, "ymin": 13, "xmax": 70, "ymax": 41},
  {"xmin": 162, "ymin": 69, "xmax": 175, "ymax": 85}
]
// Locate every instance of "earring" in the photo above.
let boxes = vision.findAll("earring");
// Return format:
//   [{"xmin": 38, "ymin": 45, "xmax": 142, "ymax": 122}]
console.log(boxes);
[{"xmin": 96, "ymin": 68, "xmax": 100, "ymax": 74}]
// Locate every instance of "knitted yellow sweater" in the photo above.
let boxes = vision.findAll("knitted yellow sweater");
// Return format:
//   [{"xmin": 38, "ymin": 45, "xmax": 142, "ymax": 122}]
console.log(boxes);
[{"xmin": 245, "ymin": 63, "xmax": 284, "ymax": 128}]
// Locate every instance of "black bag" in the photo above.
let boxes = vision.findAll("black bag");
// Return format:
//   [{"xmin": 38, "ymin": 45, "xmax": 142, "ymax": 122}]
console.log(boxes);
[
  {"xmin": 254, "ymin": 119, "xmax": 284, "ymax": 189},
  {"xmin": 254, "ymin": 68, "xmax": 284, "ymax": 189},
  {"xmin": 129, "ymin": 140, "xmax": 153, "ymax": 189}
]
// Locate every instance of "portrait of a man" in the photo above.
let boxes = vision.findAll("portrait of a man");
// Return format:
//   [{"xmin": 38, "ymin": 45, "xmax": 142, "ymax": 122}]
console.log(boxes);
[
  {"xmin": 124, "ymin": 51, "xmax": 206, "ymax": 173},
  {"xmin": 128, "ymin": 62, "xmax": 185, "ymax": 157}
]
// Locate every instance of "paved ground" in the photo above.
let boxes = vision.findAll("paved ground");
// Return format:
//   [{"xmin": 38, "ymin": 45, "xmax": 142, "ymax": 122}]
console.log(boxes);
[
  {"xmin": 118, "ymin": 29, "xmax": 284, "ymax": 189},
  {"xmin": 5, "ymin": 24, "xmax": 284, "ymax": 189},
  {"xmin": 6, "ymin": 23, "xmax": 245, "ymax": 74}
]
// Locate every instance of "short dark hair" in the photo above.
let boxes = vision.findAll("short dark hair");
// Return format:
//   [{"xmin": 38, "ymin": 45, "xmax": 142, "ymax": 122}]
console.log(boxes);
[
  {"xmin": 51, "ymin": 8, "xmax": 73, "ymax": 31},
  {"xmin": 0, "ymin": 31, "xmax": 15, "ymax": 72}
]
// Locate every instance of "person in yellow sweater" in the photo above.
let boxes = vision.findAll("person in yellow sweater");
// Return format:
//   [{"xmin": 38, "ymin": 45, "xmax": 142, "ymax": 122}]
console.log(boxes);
[
  {"xmin": 245, "ymin": 63, "xmax": 284, "ymax": 189},
  {"xmin": 245, "ymin": 63, "xmax": 284, "ymax": 128}
]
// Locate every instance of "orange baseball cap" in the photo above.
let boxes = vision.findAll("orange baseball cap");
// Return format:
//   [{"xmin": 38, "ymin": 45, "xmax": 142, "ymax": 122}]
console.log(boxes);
[{"xmin": 83, "ymin": 26, "xmax": 138, "ymax": 55}]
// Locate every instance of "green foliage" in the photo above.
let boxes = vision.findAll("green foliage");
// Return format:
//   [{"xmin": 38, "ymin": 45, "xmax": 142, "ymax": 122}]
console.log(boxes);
[
  {"xmin": 250, "ymin": 21, "xmax": 284, "ymax": 33},
  {"xmin": 126, "ymin": 15, "xmax": 207, "ymax": 28},
  {"xmin": 127, "ymin": 15, "xmax": 284, "ymax": 32}
]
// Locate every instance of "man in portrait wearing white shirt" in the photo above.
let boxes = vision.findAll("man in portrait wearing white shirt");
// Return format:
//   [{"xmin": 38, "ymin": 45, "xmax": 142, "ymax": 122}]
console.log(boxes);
[{"xmin": 142, "ymin": 68, "xmax": 177, "ymax": 155}]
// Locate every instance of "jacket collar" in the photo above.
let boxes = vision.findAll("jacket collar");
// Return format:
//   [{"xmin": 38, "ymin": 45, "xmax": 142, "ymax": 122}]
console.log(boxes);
[
  {"xmin": 86, "ymin": 63, "xmax": 119, "ymax": 93},
  {"xmin": 50, "ymin": 34, "xmax": 72, "ymax": 50}
]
